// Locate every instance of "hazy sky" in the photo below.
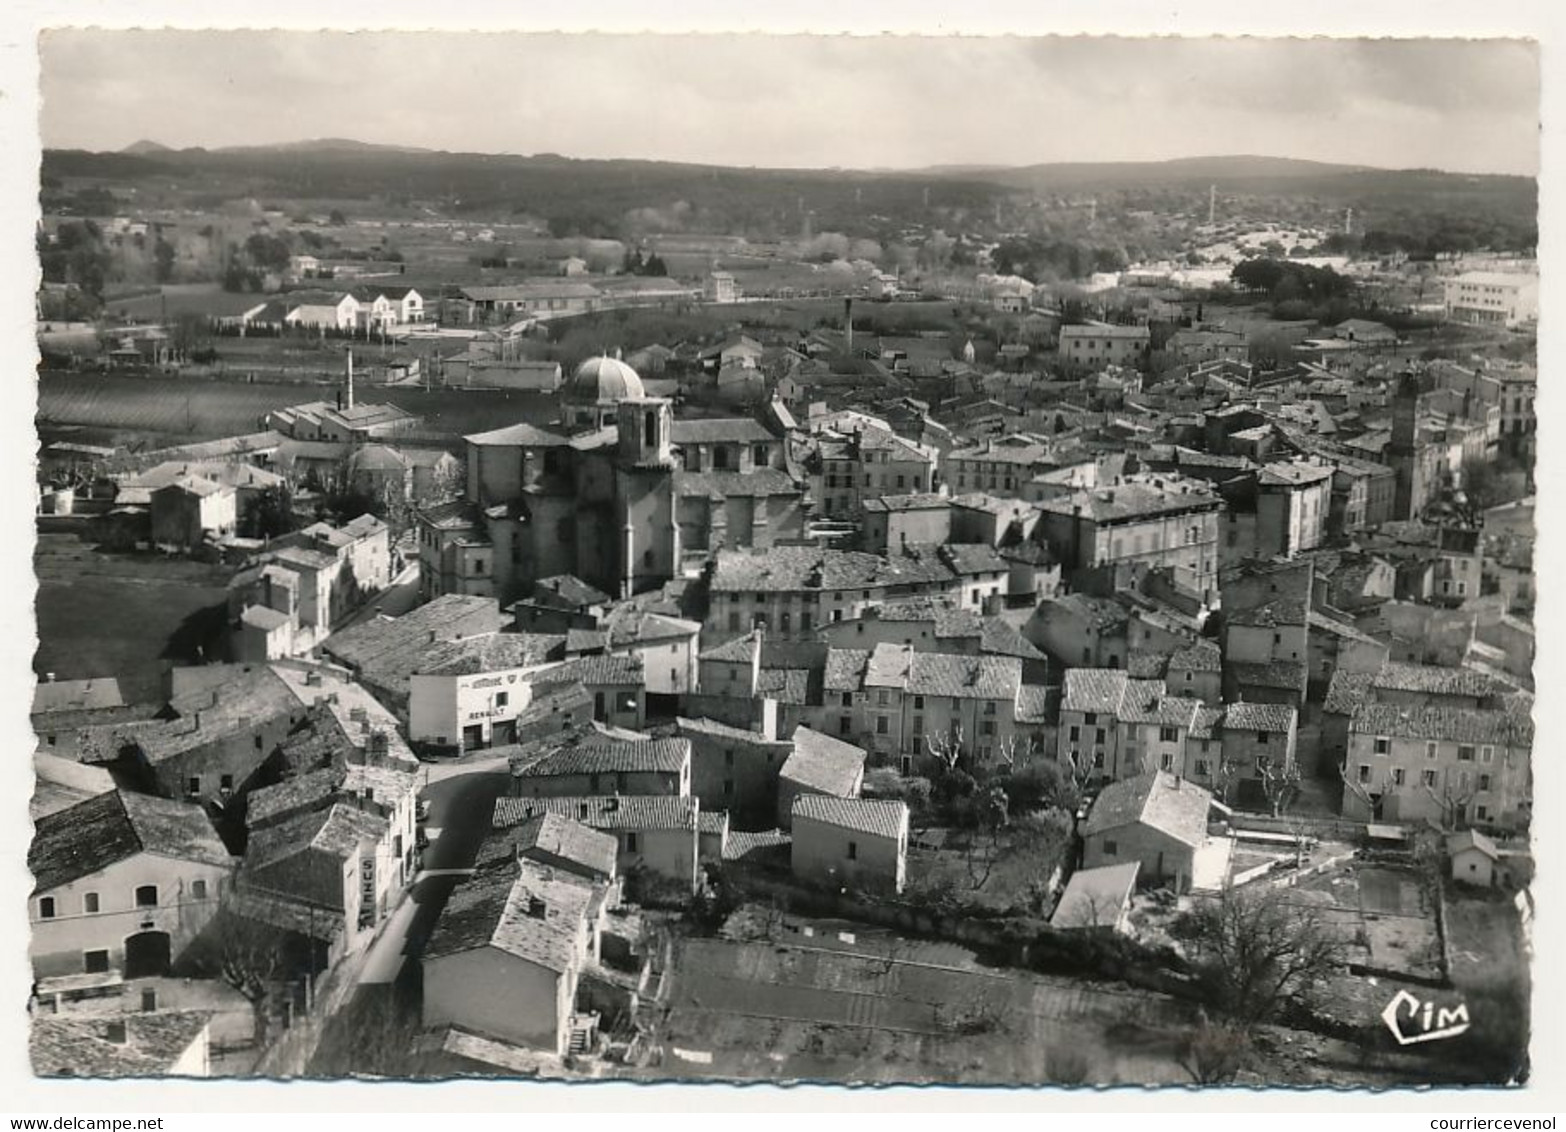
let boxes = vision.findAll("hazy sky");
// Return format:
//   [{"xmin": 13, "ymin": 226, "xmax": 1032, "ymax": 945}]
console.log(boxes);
[{"xmin": 39, "ymin": 31, "xmax": 1540, "ymax": 175}]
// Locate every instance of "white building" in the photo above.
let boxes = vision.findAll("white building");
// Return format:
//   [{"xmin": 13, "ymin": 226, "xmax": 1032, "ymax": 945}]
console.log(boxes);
[{"xmin": 1444, "ymin": 272, "xmax": 1539, "ymax": 328}]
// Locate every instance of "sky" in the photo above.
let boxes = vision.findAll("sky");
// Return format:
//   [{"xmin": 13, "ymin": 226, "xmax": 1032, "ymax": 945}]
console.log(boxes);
[{"xmin": 39, "ymin": 31, "xmax": 1541, "ymax": 176}]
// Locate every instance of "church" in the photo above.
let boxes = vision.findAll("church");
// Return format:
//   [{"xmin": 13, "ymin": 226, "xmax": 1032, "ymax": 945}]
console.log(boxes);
[{"xmin": 417, "ymin": 355, "xmax": 806, "ymax": 604}]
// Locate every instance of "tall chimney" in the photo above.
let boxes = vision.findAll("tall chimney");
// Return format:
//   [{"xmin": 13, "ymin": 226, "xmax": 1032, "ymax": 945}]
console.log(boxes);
[
  {"xmin": 346, "ymin": 349, "xmax": 355, "ymax": 411},
  {"xmin": 844, "ymin": 297, "xmax": 853, "ymax": 354}
]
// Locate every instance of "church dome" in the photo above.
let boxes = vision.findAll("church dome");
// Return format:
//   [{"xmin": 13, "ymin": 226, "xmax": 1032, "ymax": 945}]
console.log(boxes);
[{"xmin": 568, "ymin": 355, "xmax": 645, "ymax": 405}]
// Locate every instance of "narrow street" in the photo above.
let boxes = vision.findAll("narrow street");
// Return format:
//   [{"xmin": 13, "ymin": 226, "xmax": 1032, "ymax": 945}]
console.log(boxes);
[{"xmin": 305, "ymin": 755, "xmax": 511, "ymax": 1074}]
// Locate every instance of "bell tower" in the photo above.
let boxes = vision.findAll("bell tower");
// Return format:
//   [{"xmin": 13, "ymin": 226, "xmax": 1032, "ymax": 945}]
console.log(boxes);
[{"xmin": 617, "ymin": 397, "xmax": 674, "ymax": 466}]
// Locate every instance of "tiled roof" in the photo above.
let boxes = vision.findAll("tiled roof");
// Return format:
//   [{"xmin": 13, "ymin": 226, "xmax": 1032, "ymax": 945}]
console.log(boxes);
[
  {"xmin": 30, "ymin": 791, "xmax": 231, "ymax": 895},
  {"xmin": 1350, "ymin": 703, "xmax": 1532, "ymax": 747},
  {"xmin": 1170, "ymin": 640, "xmax": 1223, "ymax": 673},
  {"xmin": 1049, "ymin": 593, "xmax": 1130, "ymax": 630},
  {"xmin": 527, "ymin": 654, "xmax": 643, "ymax": 689},
  {"xmin": 675, "ymin": 468, "xmax": 800, "ymax": 500},
  {"xmin": 1016, "ymin": 684, "xmax": 1051, "ymax": 724},
  {"xmin": 905, "ymin": 653, "xmax": 1021, "ymax": 701},
  {"xmin": 31, "ymin": 1011, "xmax": 212, "ymax": 1078},
  {"xmin": 513, "ymin": 812, "xmax": 619, "ymax": 878},
  {"xmin": 424, "ymin": 859, "xmax": 594, "ymax": 974},
  {"xmin": 414, "ymin": 633, "xmax": 565, "ymax": 677},
  {"xmin": 1084, "ymin": 770, "xmax": 1209, "ymax": 848},
  {"xmin": 863, "ymin": 596, "xmax": 982, "ymax": 638},
  {"xmin": 1324, "ymin": 670, "xmax": 1376, "ymax": 716},
  {"xmin": 861, "ymin": 493, "xmax": 948, "ymax": 514},
  {"xmin": 1061, "ymin": 669, "xmax": 1130, "ymax": 715},
  {"xmin": 519, "ymin": 737, "xmax": 690, "ymax": 778},
  {"xmin": 1258, "ymin": 461, "xmax": 1335, "ymax": 487},
  {"xmin": 1227, "ymin": 600, "xmax": 1308, "ymax": 629},
  {"xmin": 699, "ymin": 631, "xmax": 760, "ymax": 664},
  {"xmin": 493, "ymin": 794, "xmax": 699, "ymax": 833},
  {"xmin": 1035, "ymin": 478, "xmax": 1221, "ymax": 524},
  {"xmin": 723, "ymin": 829, "xmax": 792, "ymax": 862},
  {"xmin": 246, "ymin": 767, "xmax": 340, "ymax": 828},
  {"xmin": 1189, "ymin": 705, "xmax": 1225, "ymax": 740},
  {"xmin": 1371, "ymin": 662, "xmax": 1501, "ymax": 700},
  {"xmin": 756, "ymin": 668, "xmax": 811, "ymax": 705},
  {"xmin": 465, "ymin": 421, "xmax": 572, "ymax": 447},
  {"xmin": 534, "ymin": 574, "xmax": 613, "ymax": 609},
  {"xmin": 1126, "ymin": 651, "xmax": 1169, "ymax": 679},
  {"xmin": 979, "ymin": 618, "xmax": 1047, "ymax": 663},
  {"xmin": 1222, "ymin": 702, "xmax": 1297, "ymax": 733},
  {"xmin": 791, "ymin": 795, "xmax": 908, "ymax": 841},
  {"xmin": 323, "ymin": 595, "xmax": 503, "ymax": 677},
  {"xmin": 1307, "ymin": 609, "xmax": 1382, "ymax": 645},
  {"xmin": 938, "ymin": 544, "xmax": 1009, "ymax": 577},
  {"xmin": 32, "ymin": 677, "xmax": 126, "ymax": 716},
  {"xmin": 781, "ymin": 727, "xmax": 867, "ymax": 797},
  {"xmin": 1050, "ymin": 862, "xmax": 1140, "ymax": 929},
  {"xmin": 823, "ymin": 648, "xmax": 872, "ymax": 692},
  {"xmin": 244, "ymin": 803, "xmax": 385, "ymax": 872},
  {"xmin": 709, "ymin": 547, "xmax": 955, "ymax": 594},
  {"xmin": 1229, "ymin": 659, "xmax": 1308, "ymax": 692},
  {"xmin": 670, "ymin": 418, "xmax": 774, "ymax": 444}
]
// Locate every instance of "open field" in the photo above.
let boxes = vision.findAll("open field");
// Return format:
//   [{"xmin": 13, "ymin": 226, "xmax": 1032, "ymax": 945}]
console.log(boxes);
[
  {"xmin": 650, "ymin": 932, "xmax": 1197, "ymax": 1086},
  {"xmin": 34, "ymin": 531, "xmax": 234, "ymax": 703},
  {"xmin": 37, "ymin": 371, "xmax": 560, "ymax": 449}
]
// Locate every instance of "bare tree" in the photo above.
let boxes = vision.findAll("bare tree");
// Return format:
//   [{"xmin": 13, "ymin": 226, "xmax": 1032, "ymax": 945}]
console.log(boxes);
[
  {"xmin": 214, "ymin": 906, "xmax": 289, "ymax": 1046},
  {"xmin": 1171, "ymin": 884, "xmax": 1348, "ymax": 1028},
  {"xmin": 1424, "ymin": 778, "xmax": 1477, "ymax": 830},
  {"xmin": 1210, "ymin": 754, "xmax": 1242, "ymax": 808},
  {"xmin": 925, "ymin": 724, "xmax": 965, "ymax": 774},
  {"xmin": 1338, "ymin": 763, "xmax": 1395, "ymax": 818},
  {"xmin": 1259, "ymin": 758, "xmax": 1303, "ymax": 818},
  {"xmin": 964, "ymin": 784, "xmax": 1010, "ymax": 890}
]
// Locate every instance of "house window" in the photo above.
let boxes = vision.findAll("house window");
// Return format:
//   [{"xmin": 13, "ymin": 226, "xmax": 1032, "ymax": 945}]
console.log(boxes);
[
  {"xmin": 1256, "ymin": 731, "xmax": 1269, "ymax": 745},
  {"xmin": 1479, "ymin": 774, "xmax": 1492, "ymax": 792},
  {"xmin": 877, "ymin": 690, "xmax": 889, "ymax": 707},
  {"xmin": 847, "ymin": 841, "xmax": 858, "ymax": 861},
  {"xmin": 191, "ymin": 880, "xmax": 208, "ymax": 900},
  {"xmin": 1422, "ymin": 769, "xmax": 1438, "ymax": 787},
  {"xmin": 1083, "ymin": 712, "xmax": 1097, "ymax": 726},
  {"xmin": 912, "ymin": 716, "xmax": 923, "ymax": 734},
  {"xmin": 1373, "ymin": 737, "xmax": 1390, "ymax": 756},
  {"xmin": 1475, "ymin": 805, "xmax": 1488, "ymax": 821},
  {"xmin": 626, "ymin": 832, "xmax": 639, "ymax": 854},
  {"xmin": 876, "ymin": 716, "xmax": 889, "ymax": 735},
  {"xmin": 980, "ymin": 720, "xmax": 995, "ymax": 736},
  {"xmin": 83, "ymin": 950, "xmax": 110, "ymax": 975},
  {"xmin": 38, "ymin": 897, "xmax": 55, "ymax": 920},
  {"xmin": 1457, "ymin": 745, "xmax": 1475, "ymax": 762},
  {"xmin": 1194, "ymin": 759, "xmax": 1209, "ymax": 776},
  {"xmin": 141, "ymin": 989, "xmax": 158, "ymax": 1013},
  {"xmin": 1160, "ymin": 753, "xmax": 1174, "ymax": 771},
  {"xmin": 1068, "ymin": 725, "xmax": 1080, "ymax": 742},
  {"xmin": 495, "ymin": 691, "xmax": 509, "ymax": 709},
  {"xmin": 914, "ymin": 695, "xmax": 925, "ymax": 710},
  {"xmin": 839, "ymin": 718, "xmax": 851, "ymax": 736},
  {"xmin": 780, "ymin": 612, "xmax": 792, "ymax": 632},
  {"xmin": 1093, "ymin": 751, "xmax": 1106, "ymax": 769},
  {"xmin": 135, "ymin": 886, "xmax": 158, "ymax": 908},
  {"xmin": 1481, "ymin": 746, "xmax": 1495, "ymax": 763},
  {"xmin": 220, "ymin": 774, "xmax": 234, "ymax": 791},
  {"xmin": 842, "ymin": 693, "xmax": 853, "ymax": 707},
  {"xmin": 1393, "ymin": 768, "xmax": 1406, "ymax": 786},
  {"xmin": 984, "ymin": 701, "xmax": 997, "ymax": 716},
  {"xmin": 1102, "ymin": 839, "xmax": 1118, "ymax": 856},
  {"xmin": 83, "ymin": 892, "xmax": 99, "ymax": 914},
  {"xmin": 1357, "ymin": 764, "xmax": 1371, "ymax": 783},
  {"xmin": 1426, "ymin": 742, "xmax": 1438, "ymax": 760},
  {"xmin": 1159, "ymin": 726, "xmax": 1178, "ymax": 743},
  {"xmin": 187, "ymin": 776, "xmax": 201, "ymax": 796}
]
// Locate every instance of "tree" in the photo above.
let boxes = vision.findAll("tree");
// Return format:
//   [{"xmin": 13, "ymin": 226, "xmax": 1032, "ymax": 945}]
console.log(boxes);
[
  {"xmin": 240, "ymin": 485, "xmax": 295, "ymax": 541},
  {"xmin": 154, "ymin": 237, "xmax": 176, "ymax": 283},
  {"xmin": 1339, "ymin": 763, "xmax": 1395, "ymax": 820},
  {"xmin": 1258, "ymin": 759, "xmax": 1303, "ymax": 818},
  {"xmin": 213, "ymin": 906, "xmax": 290, "ymax": 1045},
  {"xmin": 1424, "ymin": 777, "xmax": 1477, "ymax": 831},
  {"xmin": 328, "ymin": 209, "xmax": 347, "ymax": 226},
  {"xmin": 925, "ymin": 725, "xmax": 966, "ymax": 774},
  {"xmin": 1171, "ymin": 884, "xmax": 1348, "ymax": 1027}
]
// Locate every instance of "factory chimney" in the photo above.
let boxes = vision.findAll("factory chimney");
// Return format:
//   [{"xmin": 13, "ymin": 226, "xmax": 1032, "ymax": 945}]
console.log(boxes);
[{"xmin": 844, "ymin": 297, "xmax": 854, "ymax": 354}]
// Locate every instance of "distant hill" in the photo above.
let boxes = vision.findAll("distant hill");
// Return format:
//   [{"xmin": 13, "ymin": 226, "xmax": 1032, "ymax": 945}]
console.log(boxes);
[
  {"xmin": 210, "ymin": 137, "xmax": 436, "ymax": 156},
  {"xmin": 121, "ymin": 139, "xmax": 172, "ymax": 155}
]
